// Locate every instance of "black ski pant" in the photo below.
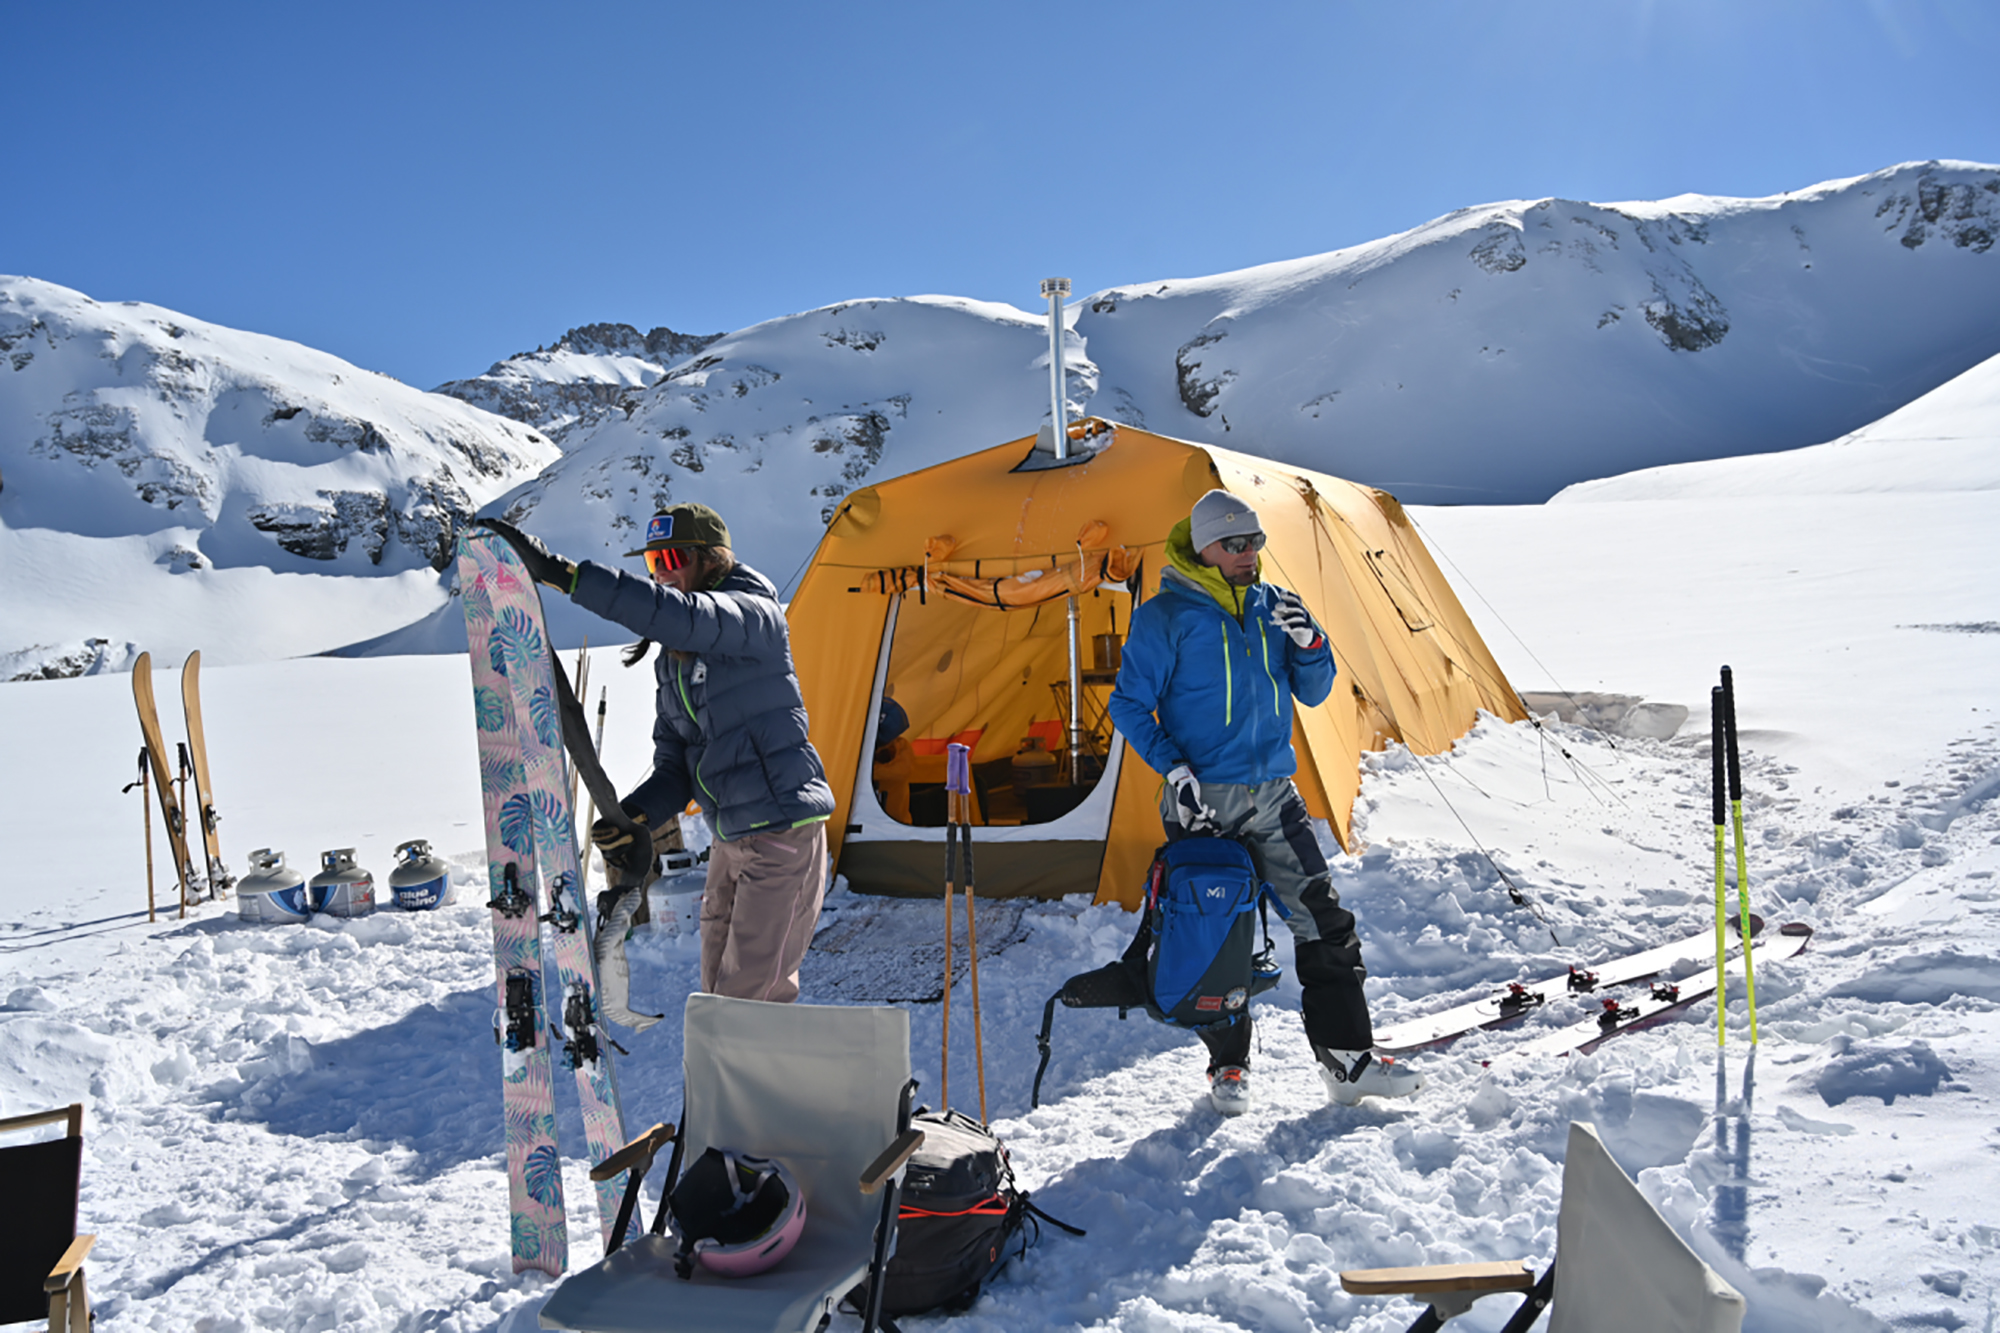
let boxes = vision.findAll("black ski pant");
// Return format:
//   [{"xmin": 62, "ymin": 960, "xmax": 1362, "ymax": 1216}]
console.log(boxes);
[{"xmin": 1159, "ymin": 777, "xmax": 1374, "ymax": 1071}]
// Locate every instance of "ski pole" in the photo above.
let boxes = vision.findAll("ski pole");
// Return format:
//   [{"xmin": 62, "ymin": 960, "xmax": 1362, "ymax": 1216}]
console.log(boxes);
[
  {"xmin": 123, "ymin": 748, "xmax": 155, "ymax": 923},
  {"xmin": 1721, "ymin": 667, "xmax": 1759, "ymax": 1042},
  {"xmin": 949, "ymin": 743, "xmax": 988, "ymax": 1124},
  {"xmin": 176, "ymin": 742, "xmax": 197, "ymax": 911},
  {"xmin": 941, "ymin": 792, "xmax": 958, "ymax": 1112},
  {"xmin": 1711, "ymin": 687, "xmax": 1728, "ymax": 1046}
]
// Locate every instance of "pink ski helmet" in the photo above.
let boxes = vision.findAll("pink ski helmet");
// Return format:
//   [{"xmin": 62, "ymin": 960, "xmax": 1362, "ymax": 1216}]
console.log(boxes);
[{"xmin": 668, "ymin": 1148, "xmax": 808, "ymax": 1279}]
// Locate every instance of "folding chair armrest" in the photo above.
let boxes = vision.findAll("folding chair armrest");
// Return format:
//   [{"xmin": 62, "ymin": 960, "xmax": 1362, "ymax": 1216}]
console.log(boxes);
[
  {"xmin": 859, "ymin": 1128, "xmax": 926, "ymax": 1195},
  {"xmin": 591, "ymin": 1122, "xmax": 676, "ymax": 1182},
  {"xmin": 1339, "ymin": 1260, "xmax": 1534, "ymax": 1298},
  {"xmin": 0, "ymin": 1102, "xmax": 83, "ymax": 1138},
  {"xmin": 45, "ymin": 1234, "xmax": 97, "ymax": 1291}
]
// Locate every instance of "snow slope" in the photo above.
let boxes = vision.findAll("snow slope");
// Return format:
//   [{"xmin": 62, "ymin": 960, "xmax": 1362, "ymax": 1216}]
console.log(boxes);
[
  {"xmin": 0, "ymin": 277, "xmax": 559, "ymax": 672},
  {"xmin": 1, "ymin": 405, "xmax": 1995, "ymax": 1329}
]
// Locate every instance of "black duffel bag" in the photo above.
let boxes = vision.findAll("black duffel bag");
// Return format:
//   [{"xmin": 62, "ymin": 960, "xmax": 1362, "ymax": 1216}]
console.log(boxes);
[{"xmin": 851, "ymin": 1107, "xmax": 1082, "ymax": 1318}]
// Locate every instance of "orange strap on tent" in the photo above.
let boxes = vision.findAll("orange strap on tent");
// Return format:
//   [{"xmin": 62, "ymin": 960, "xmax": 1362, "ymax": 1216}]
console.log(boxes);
[{"xmin": 863, "ymin": 522, "xmax": 1137, "ymax": 608}]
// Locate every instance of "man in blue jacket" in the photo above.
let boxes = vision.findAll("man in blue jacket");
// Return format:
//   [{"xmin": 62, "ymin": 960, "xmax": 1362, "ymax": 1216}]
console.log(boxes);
[
  {"xmin": 478, "ymin": 505, "xmax": 835, "ymax": 1004},
  {"xmin": 1108, "ymin": 489, "xmax": 1421, "ymax": 1114}
]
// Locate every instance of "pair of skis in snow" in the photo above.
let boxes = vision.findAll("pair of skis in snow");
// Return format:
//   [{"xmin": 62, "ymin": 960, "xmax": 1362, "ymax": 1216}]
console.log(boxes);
[
  {"xmin": 460, "ymin": 531, "xmax": 650, "ymax": 1277},
  {"xmin": 127, "ymin": 650, "xmax": 232, "ymax": 919},
  {"xmin": 1371, "ymin": 917, "xmax": 1812, "ymax": 1062}
]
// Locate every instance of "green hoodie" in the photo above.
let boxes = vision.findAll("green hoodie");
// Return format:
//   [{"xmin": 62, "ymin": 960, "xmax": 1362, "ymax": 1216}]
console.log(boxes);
[{"xmin": 1164, "ymin": 517, "xmax": 1262, "ymax": 619}]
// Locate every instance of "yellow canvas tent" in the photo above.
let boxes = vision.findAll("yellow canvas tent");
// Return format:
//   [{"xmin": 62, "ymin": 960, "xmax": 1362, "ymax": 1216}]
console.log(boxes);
[{"xmin": 788, "ymin": 420, "xmax": 1526, "ymax": 910}]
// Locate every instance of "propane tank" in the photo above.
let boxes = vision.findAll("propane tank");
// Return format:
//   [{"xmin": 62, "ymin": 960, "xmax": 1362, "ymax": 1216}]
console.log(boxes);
[
  {"xmin": 309, "ymin": 848, "xmax": 376, "ymax": 918},
  {"xmin": 388, "ymin": 840, "xmax": 454, "ymax": 911},
  {"xmin": 237, "ymin": 849, "xmax": 312, "ymax": 924}
]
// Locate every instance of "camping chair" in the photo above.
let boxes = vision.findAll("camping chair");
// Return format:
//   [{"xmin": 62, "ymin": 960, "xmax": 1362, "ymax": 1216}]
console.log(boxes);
[
  {"xmin": 539, "ymin": 995, "xmax": 925, "ymax": 1333},
  {"xmin": 0, "ymin": 1102, "xmax": 95, "ymax": 1332},
  {"xmin": 1340, "ymin": 1121, "xmax": 1745, "ymax": 1332}
]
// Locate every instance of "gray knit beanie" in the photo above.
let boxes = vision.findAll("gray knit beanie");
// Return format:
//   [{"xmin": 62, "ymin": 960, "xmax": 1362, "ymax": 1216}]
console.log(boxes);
[{"xmin": 1189, "ymin": 489, "xmax": 1262, "ymax": 552}]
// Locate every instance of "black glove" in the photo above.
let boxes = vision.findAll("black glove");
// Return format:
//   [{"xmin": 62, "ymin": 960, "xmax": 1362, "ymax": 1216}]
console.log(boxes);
[
  {"xmin": 473, "ymin": 518, "xmax": 578, "ymax": 594},
  {"xmin": 590, "ymin": 810, "xmax": 648, "ymax": 852}
]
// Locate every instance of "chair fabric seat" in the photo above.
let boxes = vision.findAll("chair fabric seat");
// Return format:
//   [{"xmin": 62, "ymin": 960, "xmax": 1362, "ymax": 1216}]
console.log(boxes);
[
  {"xmin": 539, "ymin": 1230, "xmax": 875, "ymax": 1332},
  {"xmin": 0, "ymin": 1135, "xmax": 83, "ymax": 1324}
]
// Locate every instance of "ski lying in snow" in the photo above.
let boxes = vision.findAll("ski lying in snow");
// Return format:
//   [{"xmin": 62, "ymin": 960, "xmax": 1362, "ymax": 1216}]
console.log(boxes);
[
  {"xmin": 1374, "ymin": 916, "xmax": 1765, "ymax": 1055},
  {"xmin": 1501, "ymin": 922, "xmax": 1812, "ymax": 1060},
  {"xmin": 130, "ymin": 651, "xmax": 202, "ymax": 911},
  {"xmin": 460, "ymin": 530, "xmax": 629, "ymax": 1272},
  {"xmin": 179, "ymin": 650, "xmax": 234, "ymax": 893}
]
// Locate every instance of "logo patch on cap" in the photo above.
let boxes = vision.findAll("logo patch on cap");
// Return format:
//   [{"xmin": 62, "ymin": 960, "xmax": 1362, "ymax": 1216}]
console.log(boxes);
[{"xmin": 646, "ymin": 513, "xmax": 674, "ymax": 545}]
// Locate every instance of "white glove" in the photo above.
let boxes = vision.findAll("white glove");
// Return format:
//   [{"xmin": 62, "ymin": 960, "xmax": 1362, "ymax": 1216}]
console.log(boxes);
[
  {"xmin": 1166, "ymin": 765, "xmax": 1217, "ymax": 832},
  {"xmin": 1270, "ymin": 587, "xmax": 1321, "ymax": 649}
]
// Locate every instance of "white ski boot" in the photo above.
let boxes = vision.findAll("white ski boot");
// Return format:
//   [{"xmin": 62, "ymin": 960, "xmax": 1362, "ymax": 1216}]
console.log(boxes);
[
  {"xmin": 1318, "ymin": 1049, "xmax": 1422, "ymax": 1105},
  {"xmin": 1207, "ymin": 1065, "xmax": 1253, "ymax": 1116}
]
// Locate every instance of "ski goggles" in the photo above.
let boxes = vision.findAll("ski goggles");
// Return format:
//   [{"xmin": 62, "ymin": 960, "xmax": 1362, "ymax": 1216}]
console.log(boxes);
[
  {"xmin": 645, "ymin": 546, "xmax": 692, "ymax": 579},
  {"xmin": 1218, "ymin": 532, "xmax": 1266, "ymax": 555}
]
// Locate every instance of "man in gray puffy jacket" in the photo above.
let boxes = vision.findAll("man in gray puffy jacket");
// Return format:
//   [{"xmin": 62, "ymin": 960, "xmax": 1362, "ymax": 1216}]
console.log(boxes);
[{"xmin": 477, "ymin": 504, "xmax": 835, "ymax": 1004}]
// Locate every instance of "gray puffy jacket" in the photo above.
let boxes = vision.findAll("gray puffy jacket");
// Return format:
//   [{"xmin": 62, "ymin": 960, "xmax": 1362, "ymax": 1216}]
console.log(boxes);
[{"xmin": 570, "ymin": 559, "xmax": 835, "ymax": 842}]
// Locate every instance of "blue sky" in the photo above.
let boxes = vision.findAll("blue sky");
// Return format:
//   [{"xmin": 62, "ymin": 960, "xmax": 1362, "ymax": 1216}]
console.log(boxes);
[{"xmin": 5, "ymin": 1, "xmax": 1995, "ymax": 389}]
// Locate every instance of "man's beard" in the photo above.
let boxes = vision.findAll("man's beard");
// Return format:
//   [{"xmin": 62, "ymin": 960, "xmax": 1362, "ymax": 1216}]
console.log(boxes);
[{"xmin": 1225, "ymin": 567, "xmax": 1257, "ymax": 587}]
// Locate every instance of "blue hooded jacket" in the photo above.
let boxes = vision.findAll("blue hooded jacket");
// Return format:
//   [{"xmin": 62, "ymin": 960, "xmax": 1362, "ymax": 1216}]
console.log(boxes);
[
  {"xmin": 1107, "ymin": 521, "xmax": 1336, "ymax": 786},
  {"xmin": 571, "ymin": 558, "xmax": 835, "ymax": 841}
]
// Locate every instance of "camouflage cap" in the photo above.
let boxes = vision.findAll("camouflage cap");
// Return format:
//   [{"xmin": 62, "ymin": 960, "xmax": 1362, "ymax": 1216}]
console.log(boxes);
[{"xmin": 623, "ymin": 503, "xmax": 732, "ymax": 556}]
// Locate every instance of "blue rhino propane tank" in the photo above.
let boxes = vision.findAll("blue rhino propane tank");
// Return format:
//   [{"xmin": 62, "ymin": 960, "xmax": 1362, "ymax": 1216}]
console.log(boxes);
[
  {"xmin": 237, "ymin": 849, "xmax": 312, "ymax": 924},
  {"xmin": 388, "ymin": 840, "xmax": 453, "ymax": 911},
  {"xmin": 309, "ymin": 848, "xmax": 376, "ymax": 918}
]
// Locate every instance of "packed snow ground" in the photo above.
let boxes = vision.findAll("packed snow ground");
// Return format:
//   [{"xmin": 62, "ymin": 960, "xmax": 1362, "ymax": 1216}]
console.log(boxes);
[{"xmin": 2, "ymin": 459, "xmax": 1997, "ymax": 1331}]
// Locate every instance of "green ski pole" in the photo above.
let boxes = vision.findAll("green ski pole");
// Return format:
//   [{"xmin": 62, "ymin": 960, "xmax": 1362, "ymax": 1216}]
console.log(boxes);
[
  {"xmin": 1721, "ymin": 666, "xmax": 1759, "ymax": 1042},
  {"xmin": 1711, "ymin": 686, "xmax": 1729, "ymax": 1047}
]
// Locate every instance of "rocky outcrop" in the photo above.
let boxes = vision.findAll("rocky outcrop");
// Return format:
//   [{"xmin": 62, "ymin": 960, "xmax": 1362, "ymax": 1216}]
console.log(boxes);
[{"xmin": 433, "ymin": 321, "xmax": 724, "ymax": 442}]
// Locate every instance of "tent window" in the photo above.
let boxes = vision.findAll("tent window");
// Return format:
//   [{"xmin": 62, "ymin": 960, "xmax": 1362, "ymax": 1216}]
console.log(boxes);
[
  {"xmin": 870, "ymin": 588, "xmax": 1127, "ymax": 828},
  {"xmin": 1364, "ymin": 547, "xmax": 1435, "ymax": 632}
]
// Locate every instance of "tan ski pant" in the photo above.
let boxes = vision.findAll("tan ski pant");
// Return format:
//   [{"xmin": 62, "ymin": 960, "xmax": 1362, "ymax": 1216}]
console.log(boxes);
[{"xmin": 699, "ymin": 820, "xmax": 828, "ymax": 1003}]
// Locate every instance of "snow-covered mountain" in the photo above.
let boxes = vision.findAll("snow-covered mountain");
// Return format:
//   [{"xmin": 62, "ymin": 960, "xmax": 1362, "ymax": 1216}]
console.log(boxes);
[
  {"xmin": 1078, "ymin": 159, "xmax": 2000, "ymax": 502},
  {"xmin": 4, "ymin": 160, "xmax": 1997, "ymax": 672},
  {"xmin": 0, "ymin": 277, "xmax": 559, "ymax": 673},
  {"xmin": 481, "ymin": 160, "xmax": 2000, "ymax": 593},
  {"xmin": 432, "ymin": 321, "xmax": 722, "ymax": 444}
]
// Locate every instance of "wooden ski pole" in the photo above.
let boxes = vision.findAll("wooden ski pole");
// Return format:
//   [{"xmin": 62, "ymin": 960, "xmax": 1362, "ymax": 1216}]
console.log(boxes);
[
  {"xmin": 949, "ymin": 743, "xmax": 988, "ymax": 1124},
  {"xmin": 123, "ymin": 748, "xmax": 155, "ymax": 923},
  {"xmin": 1711, "ymin": 687, "xmax": 1729, "ymax": 1047},
  {"xmin": 941, "ymin": 805, "xmax": 958, "ymax": 1112},
  {"xmin": 1721, "ymin": 667, "xmax": 1759, "ymax": 1042}
]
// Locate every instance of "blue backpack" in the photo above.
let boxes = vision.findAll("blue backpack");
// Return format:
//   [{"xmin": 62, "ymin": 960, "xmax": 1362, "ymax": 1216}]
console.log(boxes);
[{"xmin": 1032, "ymin": 834, "xmax": 1285, "ymax": 1107}]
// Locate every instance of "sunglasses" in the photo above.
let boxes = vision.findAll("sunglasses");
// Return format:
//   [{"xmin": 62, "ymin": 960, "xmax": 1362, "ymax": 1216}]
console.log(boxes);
[
  {"xmin": 645, "ymin": 546, "xmax": 692, "ymax": 579},
  {"xmin": 1218, "ymin": 532, "xmax": 1266, "ymax": 555}
]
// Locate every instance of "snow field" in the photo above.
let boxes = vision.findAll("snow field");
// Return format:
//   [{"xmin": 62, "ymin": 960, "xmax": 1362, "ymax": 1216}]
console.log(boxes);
[{"xmin": 2, "ymin": 464, "xmax": 1998, "ymax": 1329}]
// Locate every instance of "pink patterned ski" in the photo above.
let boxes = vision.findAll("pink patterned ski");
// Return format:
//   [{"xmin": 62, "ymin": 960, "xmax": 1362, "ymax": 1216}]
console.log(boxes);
[
  {"xmin": 461, "ymin": 531, "xmax": 630, "ymax": 1268},
  {"xmin": 460, "ymin": 535, "xmax": 566, "ymax": 1275}
]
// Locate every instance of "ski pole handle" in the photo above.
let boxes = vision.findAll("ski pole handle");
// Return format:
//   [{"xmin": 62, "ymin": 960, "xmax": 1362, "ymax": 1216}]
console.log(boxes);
[
  {"xmin": 1720, "ymin": 666, "xmax": 1743, "ymax": 803},
  {"xmin": 946, "ymin": 742, "xmax": 971, "ymax": 796}
]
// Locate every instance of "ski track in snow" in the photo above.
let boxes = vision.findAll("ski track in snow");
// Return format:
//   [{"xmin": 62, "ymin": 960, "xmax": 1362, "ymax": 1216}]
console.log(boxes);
[{"xmin": 3, "ymin": 695, "xmax": 1996, "ymax": 1331}]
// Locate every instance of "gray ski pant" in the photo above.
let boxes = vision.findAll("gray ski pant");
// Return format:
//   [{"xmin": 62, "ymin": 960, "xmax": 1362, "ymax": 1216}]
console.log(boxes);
[
  {"xmin": 1158, "ymin": 776, "xmax": 1374, "ymax": 1069},
  {"xmin": 699, "ymin": 820, "xmax": 828, "ymax": 1004}
]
